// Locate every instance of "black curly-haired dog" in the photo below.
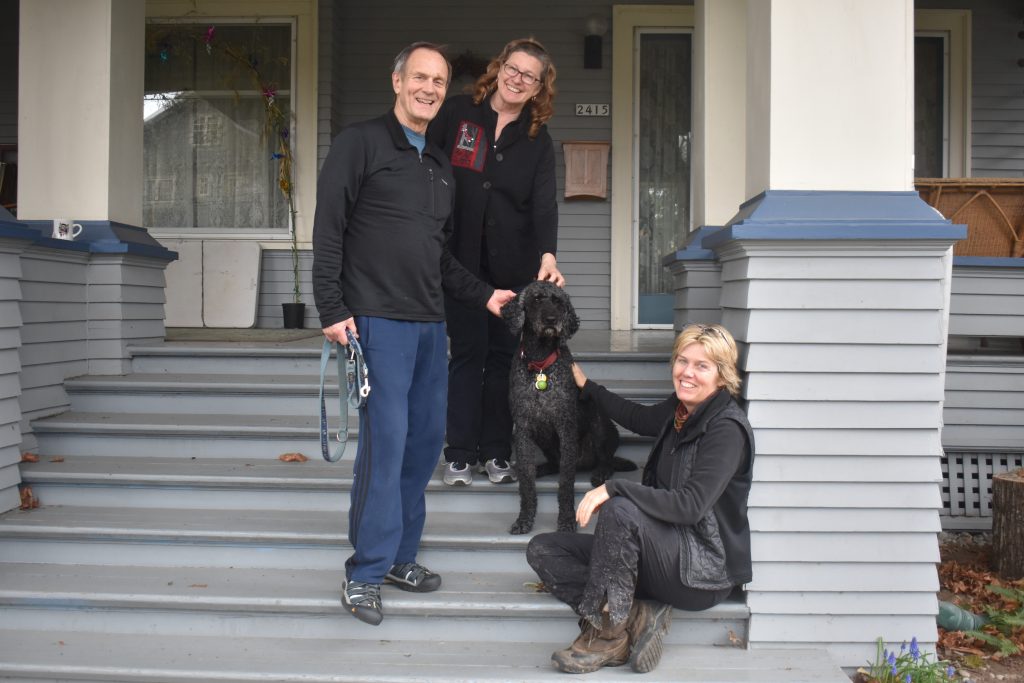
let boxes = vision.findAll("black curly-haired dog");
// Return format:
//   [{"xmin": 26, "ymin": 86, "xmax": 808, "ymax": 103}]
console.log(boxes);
[{"xmin": 502, "ymin": 280, "xmax": 635, "ymax": 535}]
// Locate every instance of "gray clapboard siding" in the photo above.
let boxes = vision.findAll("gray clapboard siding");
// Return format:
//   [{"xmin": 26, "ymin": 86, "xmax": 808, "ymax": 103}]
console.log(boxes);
[
  {"xmin": 0, "ymin": 245, "xmax": 23, "ymax": 514},
  {"xmin": 942, "ymin": 357, "xmax": 1024, "ymax": 450},
  {"xmin": 256, "ymin": 250, "xmax": 318, "ymax": 328},
  {"xmin": 714, "ymin": 224, "xmax": 952, "ymax": 665},
  {"xmin": 918, "ymin": 0, "xmax": 1024, "ymax": 178},
  {"xmin": 949, "ymin": 262, "xmax": 1024, "ymax": 337},
  {"xmin": 17, "ymin": 248, "xmax": 89, "ymax": 449}
]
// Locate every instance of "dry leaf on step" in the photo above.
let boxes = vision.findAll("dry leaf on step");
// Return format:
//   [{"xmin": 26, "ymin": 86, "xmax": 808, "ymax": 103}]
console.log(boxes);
[
  {"xmin": 20, "ymin": 452, "xmax": 39, "ymax": 463},
  {"xmin": 19, "ymin": 486, "xmax": 39, "ymax": 510},
  {"xmin": 279, "ymin": 452, "xmax": 309, "ymax": 463},
  {"xmin": 49, "ymin": 457, "xmax": 65, "ymax": 463}
]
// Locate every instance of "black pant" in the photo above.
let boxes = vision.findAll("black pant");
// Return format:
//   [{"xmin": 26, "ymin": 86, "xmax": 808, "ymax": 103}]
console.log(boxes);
[
  {"xmin": 443, "ymin": 292, "xmax": 519, "ymax": 466},
  {"xmin": 527, "ymin": 497, "xmax": 732, "ymax": 626}
]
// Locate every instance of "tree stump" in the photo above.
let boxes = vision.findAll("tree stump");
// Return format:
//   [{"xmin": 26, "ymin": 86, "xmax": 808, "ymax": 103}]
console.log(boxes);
[{"xmin": 992, "ymin": 469, "xmax": 1024, "ymax": 580}]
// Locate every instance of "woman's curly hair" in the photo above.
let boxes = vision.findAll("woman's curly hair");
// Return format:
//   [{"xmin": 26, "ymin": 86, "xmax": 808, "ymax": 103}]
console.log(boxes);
[{"xmin": 472, "ymin": 38, "xmax": 557, "ymax": 139}]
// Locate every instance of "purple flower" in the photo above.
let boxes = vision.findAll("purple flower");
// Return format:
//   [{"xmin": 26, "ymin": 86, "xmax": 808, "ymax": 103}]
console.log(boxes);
[
  {"xmin": 887, "ymin": 652, "xmax": 897, "ymax": 666},
  {"xmin": 904, "ymin": 674, "xmax": 911, "ymax": 683},
  {"xmin": 204, "ymin": 26, "xmax": 215, "ymax": 43},
  {"xmin": 947, "ymin": 665, "xmax": 956, "ymax": 678},
  {"xmin": 891, "ymin": 663, "xmax": 898, "ymax": 676},
  {"xmin": 901, "ymin": 641, "xmax": 907, "ymax": 653},
  {"xmin": 271, "ymin": 153, "xmax": 284, "ymax": 160},
  {"xmin": 910, "ymin": 637, "xmax": 920, "ymax": 661}
]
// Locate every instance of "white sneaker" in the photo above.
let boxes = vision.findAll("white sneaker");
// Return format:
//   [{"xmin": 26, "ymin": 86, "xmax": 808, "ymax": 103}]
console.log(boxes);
[
  {"xmin": 479, "ymin": 459, "xmax": 516, "ymax": 484},
  {"xmin": 443, "ymin": 462, "xmax": 473, "ymax": 486}
]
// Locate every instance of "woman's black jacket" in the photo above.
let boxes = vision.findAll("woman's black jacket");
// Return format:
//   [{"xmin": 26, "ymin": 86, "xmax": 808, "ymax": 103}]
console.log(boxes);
[
  {"xmin": 426, "ymin": 94, "xmax": 558, "ymax": 288},
  {"xmin": 581, "ymin": 382, "xmax": 755, "ymax": 590}
]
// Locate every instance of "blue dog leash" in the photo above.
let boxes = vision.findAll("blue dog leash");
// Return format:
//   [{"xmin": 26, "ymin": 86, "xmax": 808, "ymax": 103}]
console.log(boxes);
[{"xmin": 319, "ymin": 329, "xmax": 370, "ymax": 462}]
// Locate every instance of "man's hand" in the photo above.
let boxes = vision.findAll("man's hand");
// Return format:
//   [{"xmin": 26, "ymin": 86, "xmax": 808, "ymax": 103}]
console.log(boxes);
[
  {"xmin": 323, "ymin": 318, "xmax": 357, "ymax": 345},
  {"xmin": 576, "ymin": 484, "xmax": 610, "ymax": 528},
  {"xmin": 537, "ymin": 253, "xmax": 565, "ymax": 287},
  {"xmin": 486, "ymin": 289, "xmax": 516, "ymax": 317}
]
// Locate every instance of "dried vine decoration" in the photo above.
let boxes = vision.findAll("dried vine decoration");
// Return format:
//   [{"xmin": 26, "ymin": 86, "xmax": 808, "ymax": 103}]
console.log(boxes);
[{"xmin": 145, "ymin": 23, "xmax": 302, "ymax": 303}]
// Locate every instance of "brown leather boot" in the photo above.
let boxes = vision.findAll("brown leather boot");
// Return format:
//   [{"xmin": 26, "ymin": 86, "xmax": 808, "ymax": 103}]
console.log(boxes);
[
  {"xmin": 626, "ymin": 600, "xmax": 673, "ymax": 673},
  {"xmin": 551, "ymin": 607, "xmax": 633, "ymax": 674}
]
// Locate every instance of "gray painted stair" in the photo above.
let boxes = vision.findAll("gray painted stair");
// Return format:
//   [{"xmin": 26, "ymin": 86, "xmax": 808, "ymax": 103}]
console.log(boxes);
[
  {"xmin": 0, "ymin": 632, "xmax": 851, "ymax": 682},
  {"xmin": 0, "ymin": 337, "xmax": 850, "ymax": 681}
]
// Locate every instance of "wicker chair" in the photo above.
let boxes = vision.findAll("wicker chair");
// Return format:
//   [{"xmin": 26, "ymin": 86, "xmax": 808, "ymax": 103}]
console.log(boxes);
[{"xmin": 916, "ymin": 178, "xmax": 1024, "ymax": 258}]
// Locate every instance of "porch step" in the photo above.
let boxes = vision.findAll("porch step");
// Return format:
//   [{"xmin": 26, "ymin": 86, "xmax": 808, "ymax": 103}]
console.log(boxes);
[
  {"xmin": 18, "ymin": 455, "xmax": 644, "ymax": 513},
  {"xmin": 0, "ymin": 562, "xmax": 745, "ymax": 645},
  {"xmin": 30, "ymin": 412, "xmax": 654, "ymax": 460},
  {"xmin": 126, "ymin": 342, "xmax": 673, "ymax": 381},
  {"xmin": 64, "ymin": 373, "xmax": 671, "ymax": 416},
  {"xmin": 0, "ymin": 631, "xmax": 850, "ymax": 682},
  {"xmin": 0, "ymin": 504, "xmax": 584, "ymax": 571}
]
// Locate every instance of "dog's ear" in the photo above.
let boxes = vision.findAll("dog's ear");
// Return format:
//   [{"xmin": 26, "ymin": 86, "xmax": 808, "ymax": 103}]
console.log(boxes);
[
  {"xmin": 561, "ymin": 289, "xmax": 580, "ymax": 339},
  {"xmin": 501, "ymin": 289, "xmax": 526, "ymax": 336}
]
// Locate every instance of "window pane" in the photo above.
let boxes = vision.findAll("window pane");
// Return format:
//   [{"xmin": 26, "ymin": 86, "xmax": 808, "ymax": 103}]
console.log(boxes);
[
  {"xmin": 637, "ymin": 32, "xmax": 691, "ymax": 325},
  {"xmin": 914, "ymin": 36, "xmax": 944, "ymax": 178},
  {"xmin": 144, "ymin": 24, "xmax": 291, "ymax": 230}
]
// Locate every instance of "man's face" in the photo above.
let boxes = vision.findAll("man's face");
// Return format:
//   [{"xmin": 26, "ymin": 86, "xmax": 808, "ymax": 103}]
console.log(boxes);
[{"xmin": 392, "ymin": 48, "xmax": 448, "ymax": 133}]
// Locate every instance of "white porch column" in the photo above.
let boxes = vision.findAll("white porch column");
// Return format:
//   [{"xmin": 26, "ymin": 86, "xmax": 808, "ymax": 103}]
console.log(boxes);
[
  {"xmin": 18, "ymin": 0, "xmax": 144, "ymax": 224},
  {"xmin": 745, "ymin": 0, "xmax": 913, "ymax": 195},
  {"xmin": 712, "ymin": 0, "xmax": 960, "ymax": 668},
  {"xmin": 692, "ymin": 0, "xmax": 747, "ymax": 227}
]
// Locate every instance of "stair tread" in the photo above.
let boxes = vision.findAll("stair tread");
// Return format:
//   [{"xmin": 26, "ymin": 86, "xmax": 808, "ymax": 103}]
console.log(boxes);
[
  {"xmin": 0, "ymin": 504, "xmax": 592, "ymax": 546},
  {"xmin": 0, "ymin": 561, "xmax": 746, "ymax": 618},
  {"xmin": 0, "ymin": 630, "xmax": 849, "ymax": 682},
  {"xmin": 18, "ymin": 455, "xmax": 644, "ymax": 491},
  {"xmin": 66, "ymin": 373, "xmax": 671, "ymax": 394}
]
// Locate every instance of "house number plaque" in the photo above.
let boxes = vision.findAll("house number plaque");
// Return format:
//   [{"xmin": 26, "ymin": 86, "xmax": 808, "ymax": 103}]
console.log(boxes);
[{"xmin": 575, "ymin": 104, "xmax": 610, "ymax": 116}]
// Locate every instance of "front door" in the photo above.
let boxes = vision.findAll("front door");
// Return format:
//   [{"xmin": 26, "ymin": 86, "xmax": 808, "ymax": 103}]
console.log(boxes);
[{"xmin": 634, "ymin": 29, "xmax": 692, "ymax": 326}]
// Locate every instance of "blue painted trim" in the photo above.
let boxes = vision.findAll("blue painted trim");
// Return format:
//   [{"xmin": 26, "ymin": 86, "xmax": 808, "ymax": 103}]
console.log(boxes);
[
  {"xmin": 703, "ymin": 190, "xmax": 967, "ymax": 250},
  {"xmin": 16, "ymin": 220, "xmax": 177, "ymax": 261},
  {"xmin": 661, "ymin": 226, "xmax": 722, "ymax": 265},
  {"xmin": 953, "ymin": 256, "xmax": 1024, "ymax": 268}
]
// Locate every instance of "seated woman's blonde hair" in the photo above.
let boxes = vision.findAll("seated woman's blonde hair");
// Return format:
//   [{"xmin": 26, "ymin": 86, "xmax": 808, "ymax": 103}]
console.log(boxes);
[{"xmin": 672, "ymin": 323, "xmax": 742, "ymax": 397}]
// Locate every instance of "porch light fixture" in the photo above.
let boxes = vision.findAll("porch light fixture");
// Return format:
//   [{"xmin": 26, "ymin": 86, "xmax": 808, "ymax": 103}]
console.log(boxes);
[{"xmin": 584, "ymin": 14, "xmax": 608, "ymax": 69}]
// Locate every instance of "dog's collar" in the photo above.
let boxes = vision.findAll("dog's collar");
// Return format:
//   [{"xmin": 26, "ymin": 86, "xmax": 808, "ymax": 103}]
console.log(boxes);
[{"xmin": 521, "ymin": 346, "xmax": 560, "ymax": 373}]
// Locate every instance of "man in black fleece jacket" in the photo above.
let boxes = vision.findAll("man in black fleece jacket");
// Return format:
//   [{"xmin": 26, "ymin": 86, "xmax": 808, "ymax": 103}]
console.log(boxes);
[{"xmin": 311, "ymin": 43, "xmax": 513, "ymax": 627}]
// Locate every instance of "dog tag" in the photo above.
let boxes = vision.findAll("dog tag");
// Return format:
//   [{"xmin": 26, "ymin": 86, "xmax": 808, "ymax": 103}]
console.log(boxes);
[{"xmin": 534, "ymin": 373, "xmax": 549, "ymax": 391}]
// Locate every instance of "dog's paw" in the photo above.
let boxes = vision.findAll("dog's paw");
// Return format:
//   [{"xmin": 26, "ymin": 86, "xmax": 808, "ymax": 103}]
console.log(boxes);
[
  {"xmin": 590, "ymin": 469, "xmax": 612, "ymax": 487},
  {"xmin": 556, "ymin": 518, "xmax": 577, "ymax": 533},
  {"xmin": 510, "ymin": 518, "xmax": 535, "ymax": 535}
]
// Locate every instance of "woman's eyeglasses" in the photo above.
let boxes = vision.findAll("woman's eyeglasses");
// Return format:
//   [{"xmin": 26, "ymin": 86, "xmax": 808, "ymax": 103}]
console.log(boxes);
[{"xmin": 502, "ymin": 62, "xmax": 539, "ymax": 86}]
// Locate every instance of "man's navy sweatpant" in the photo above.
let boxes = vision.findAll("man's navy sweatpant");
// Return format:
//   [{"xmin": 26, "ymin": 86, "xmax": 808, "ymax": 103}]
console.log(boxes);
[{"xmin": 345, "ymin": 316, "xmax": 447, "ymax": 584}]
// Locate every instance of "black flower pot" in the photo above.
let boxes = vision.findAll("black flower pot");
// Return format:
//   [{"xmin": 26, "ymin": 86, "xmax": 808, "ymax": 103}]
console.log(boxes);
[{"xmin": 282, "ymin": 302, "xmax": 305, "ymax": 329}]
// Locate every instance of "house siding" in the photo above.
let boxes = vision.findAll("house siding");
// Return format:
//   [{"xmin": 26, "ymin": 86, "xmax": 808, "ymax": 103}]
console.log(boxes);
[
  {"xmin": 0, "ymin": 243, "xmax": 25, "ymax": 513},
  {"xmin": 918, "ymin": 0, "xmax": 1024, "ymax": 178},
  {"xmin": 16, "ymin": 247, "xmax": 90, "ymax": 452}
]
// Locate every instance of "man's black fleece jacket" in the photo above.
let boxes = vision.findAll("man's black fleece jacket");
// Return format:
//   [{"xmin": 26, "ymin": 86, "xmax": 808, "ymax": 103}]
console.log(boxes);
[{"xmin": 312, "ymin": 110, "xmax": 492, "ymax": 328}]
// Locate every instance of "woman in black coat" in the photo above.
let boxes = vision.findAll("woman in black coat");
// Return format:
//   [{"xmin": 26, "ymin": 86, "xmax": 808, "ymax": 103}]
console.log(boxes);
[
  {"xmin": 527, "ymin": 323, "xmax": 755, "ymax": 674},
  {"xmin": 426, "ymin": 38, "xmax": 562, "ymax": 487}
]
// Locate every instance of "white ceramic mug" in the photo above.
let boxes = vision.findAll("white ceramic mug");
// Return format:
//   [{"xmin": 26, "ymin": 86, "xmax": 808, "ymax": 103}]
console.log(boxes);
[{"xmin": 52, "ymin": 219, "xmax": 83, "ymax": 240}]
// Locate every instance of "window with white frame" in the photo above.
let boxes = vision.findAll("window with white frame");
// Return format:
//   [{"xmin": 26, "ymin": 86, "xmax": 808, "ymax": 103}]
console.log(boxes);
[{"xmin": 143, "ymin": 22, "xmax": 292, "ymax": 231}]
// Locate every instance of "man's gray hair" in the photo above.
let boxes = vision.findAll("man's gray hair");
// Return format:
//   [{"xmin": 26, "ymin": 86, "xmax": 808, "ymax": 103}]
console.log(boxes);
[{"xmin": 392, "ymin": 41, "xmax": 451, "ymax": 82}]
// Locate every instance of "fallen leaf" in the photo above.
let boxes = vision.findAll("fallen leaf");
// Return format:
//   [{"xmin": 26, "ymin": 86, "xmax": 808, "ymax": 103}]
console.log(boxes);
[
  {"xmin": 278, "ymin": 452, "xmax": 309, "ymax": 463},
  {"xmin": 727, "ymin": 629, "xmax": 743, "ymax": 647},
  {"xmin": 18, "ymin": 486, "xmax": 39, "ymax": 510},
  {"xmin": 522, "ymin": 581, "xmax": 548, "ymax": 593},
  {"xmin": 49, "ymin": 457, "xmax": 65, "ymax": 463},
  {"xmin": 20, "ymin": 453, "xmax": 39, "ymax": 463},
  {"xmin": 189, "ymin": 583, "xmax": 208, "ymax": 588}
]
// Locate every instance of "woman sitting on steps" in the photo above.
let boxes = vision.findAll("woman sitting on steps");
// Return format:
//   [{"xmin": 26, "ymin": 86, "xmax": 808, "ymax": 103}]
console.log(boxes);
[{"xmin": 526, "ymin": 323, "xmax": 755, "ymax": 674}]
